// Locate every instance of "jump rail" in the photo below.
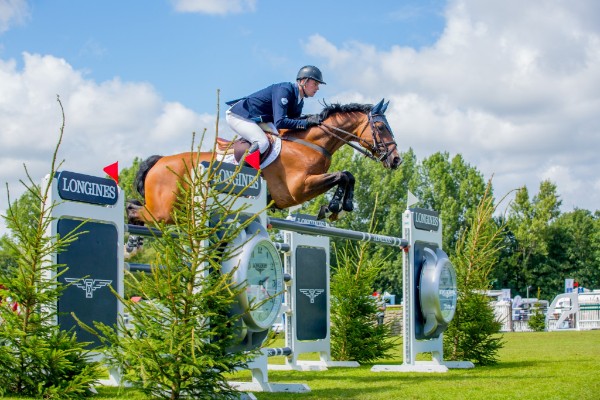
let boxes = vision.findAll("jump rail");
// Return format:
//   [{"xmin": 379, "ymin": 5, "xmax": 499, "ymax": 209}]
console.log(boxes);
[
  {"xmin": 127, "ymin": 219, "xmax": 407, "ymax": 250},
  {"xmin": 268, "ymin": 217, "xmax": 409, "ymax": 249}
]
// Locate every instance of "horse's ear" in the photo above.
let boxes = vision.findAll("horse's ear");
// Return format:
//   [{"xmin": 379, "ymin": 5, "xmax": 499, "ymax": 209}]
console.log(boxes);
[
  {"xmin": 381, "ymin": 100, "xmax": 389, "ymax": 114},
  {"xmin": 372, "ymin": 99, "xmax": 384, "ymax": 114}
]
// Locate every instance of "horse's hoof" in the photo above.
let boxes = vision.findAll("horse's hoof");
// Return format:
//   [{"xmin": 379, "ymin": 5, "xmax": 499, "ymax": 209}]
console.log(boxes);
[
  {"xmin": 328, "ymin": 210, "xmax": 346, "ymax": 222},
  {"xmin": 317, "ymin": 205, "xmax": 331, "ymax": 220},
  {"xmin": 337, "ymin": 210, "xmax": 346, "ymax": 220},
  {"xmin": 342, "ymin": 201, "xmax": 354, "ymax": 212},
  {"xmin": 124, "ymin": 235, "xmax": 144, "ymax": 259}
]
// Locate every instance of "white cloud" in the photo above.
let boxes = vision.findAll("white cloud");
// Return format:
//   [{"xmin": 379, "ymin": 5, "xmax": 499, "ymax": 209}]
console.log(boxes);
[
  {"xmin": 0, "ymin": 52, "xmax": 217, "ymax": 233},
  {"xmin": 172, "ymin": 0, "xmax": 256, "ymax": 15},
  {"xmin": 304, "ymin": 0, "xmax": 600, "ymax": 213},
  {"xmin": 0, "ymin": 0, "xmax": 29, "ymax": 34}
]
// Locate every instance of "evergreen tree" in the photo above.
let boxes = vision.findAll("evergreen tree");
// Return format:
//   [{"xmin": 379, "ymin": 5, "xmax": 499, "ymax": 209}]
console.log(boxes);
[
  {"xmin": 330, "ymin": 200, "xmax": 397, "ymax": 363},
  {"xmin": 330, "ymin": 241, "xmax": 396, "ymax": 363},
  {"xmin": 90, "ymin": 141, "xmax": 268, "ymax": 399},
  {"xmin": 528, "ymin": 288, "xmax": 546, "ymax": 332},
  {"xmin": 0, "ymin": 97, "xmax": 103, "ymax": 398},
  {"xmin": 444, "ymin": 181, "xmax": 504, "ymax": 365}
]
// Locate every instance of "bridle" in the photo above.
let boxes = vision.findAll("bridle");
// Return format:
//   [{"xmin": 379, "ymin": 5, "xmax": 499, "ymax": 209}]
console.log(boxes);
[{"xmin": 319, "ymin": 111, "xmax": 398, "ymax": 163}]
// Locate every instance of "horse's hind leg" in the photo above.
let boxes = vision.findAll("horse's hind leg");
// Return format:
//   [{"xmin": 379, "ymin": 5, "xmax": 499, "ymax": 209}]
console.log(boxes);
[
  {"xmin": 297, "ymin": 171, "xmax": 351, "ymax": 220},
  {"xmin": 125, "ymin": 200, "xmax": 146, "ymax": 258},
  {"xmin": 126, "ymin": 200, "xmax": 145, "ymax": 226}
]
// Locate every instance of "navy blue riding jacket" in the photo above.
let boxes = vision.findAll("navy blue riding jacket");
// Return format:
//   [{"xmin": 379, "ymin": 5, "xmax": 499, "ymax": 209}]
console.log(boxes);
[{"xmin": 226, "ymin": 82, "xmax": 308, "ymax": 130}]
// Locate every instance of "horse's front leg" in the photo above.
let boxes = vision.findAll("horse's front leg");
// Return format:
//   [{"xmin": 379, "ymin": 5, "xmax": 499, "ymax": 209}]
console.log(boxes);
[
  {"xmin": 299, "ymin": 171, "xmax": 351, "ymax": 219},
  {"xmin": 327, "ymin": 171, "xmax": 356, "ymax": 213},
  {"xmin": 341, "ymin": 171, "xmax": 355, "ymax": 212}
]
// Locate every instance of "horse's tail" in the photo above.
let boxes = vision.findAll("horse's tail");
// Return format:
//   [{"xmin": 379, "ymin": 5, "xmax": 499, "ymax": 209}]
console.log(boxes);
[{"xmin": 134, "ymin": 155, "xmax": 163, "ymax": 199}]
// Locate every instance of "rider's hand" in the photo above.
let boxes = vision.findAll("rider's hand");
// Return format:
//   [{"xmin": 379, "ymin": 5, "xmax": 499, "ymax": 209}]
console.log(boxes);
[{"xmin": 306, "ymin": 114, "xmax": 321, "ymax": 127}]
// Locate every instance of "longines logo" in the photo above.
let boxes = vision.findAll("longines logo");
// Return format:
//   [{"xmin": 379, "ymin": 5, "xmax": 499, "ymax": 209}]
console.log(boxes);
[
  {"xmin": 289, "ymin": 213, "xmax": 329, "ymax": 227},
  {"xmin": 411, "ymin": 207, "xmax": 440, "ymax": 232},
  {"xmin": 65, "ymin": 278, "xmax": 113, "ymax": 298},
  {"xmin": 56, "ymin": 171, "xmax": 118, "ymax": 206},
  {"xmin": 299, "ymin": 288, "xmax": 324, "ymax": 303},
  {"xmin": 252, "ymin": 262, "xmax": 268, "ymax": 273},
  {"xmin": 202, "ymin": 161, "xmax": 261, "ymax": 197}
]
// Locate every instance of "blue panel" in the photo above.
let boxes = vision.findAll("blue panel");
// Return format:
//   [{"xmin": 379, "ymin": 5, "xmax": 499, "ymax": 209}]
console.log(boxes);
[
  {"xmin": 57, "ymin": 219, "xmax": 118, "ymax": 348},
  {"xmin": 295, "ymin": 246, "xmax": 327, "ymax": 340}
]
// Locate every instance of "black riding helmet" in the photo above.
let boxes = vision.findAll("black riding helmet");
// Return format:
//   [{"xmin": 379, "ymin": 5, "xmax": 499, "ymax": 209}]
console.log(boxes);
[{"xmin": 296, "ymin": 65, "xmax": 326, "ymax": 84}]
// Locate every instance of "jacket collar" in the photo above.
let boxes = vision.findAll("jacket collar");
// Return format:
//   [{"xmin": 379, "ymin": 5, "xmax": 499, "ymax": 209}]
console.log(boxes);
[{"xmin": 294, "ymin": 82, "xmax": 303, "ymax": 104}]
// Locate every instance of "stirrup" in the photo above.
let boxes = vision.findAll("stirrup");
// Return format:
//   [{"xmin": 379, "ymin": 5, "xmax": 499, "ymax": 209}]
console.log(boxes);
[{"xmin": 248, "ymin": 141, "xmax": 260, "ymax": 154}]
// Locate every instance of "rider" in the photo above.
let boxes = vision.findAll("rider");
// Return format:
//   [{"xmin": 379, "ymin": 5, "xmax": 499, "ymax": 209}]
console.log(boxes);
[{"xmin": 225, "ymin": 65, "xmax": 326, "ymax": 169}]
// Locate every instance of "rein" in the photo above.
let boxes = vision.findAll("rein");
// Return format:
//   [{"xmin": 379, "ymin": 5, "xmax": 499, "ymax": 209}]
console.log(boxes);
[
  {"xmin": 319, "ymin": 122, "xmax": 377, "ymax": 161},
  {"xmin": 278, "ymin": 111, "xmax": 397, "ymax": 163},
  {"xmin": 320, "ymin": 113, "xmax": 398, "ymax": 162}
]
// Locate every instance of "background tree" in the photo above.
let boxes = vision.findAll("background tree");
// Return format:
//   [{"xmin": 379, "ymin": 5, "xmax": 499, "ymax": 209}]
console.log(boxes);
[
  {"xmin": 496, "ymin": 180, "xmax": 562, "ymax": 297},
  {"xmin": 528, "ymin": 288, "xmax": 547, "ymax": 332},
  {"xmin": 301, "ymin": 147, "xmax": 418, "ymax": 295},
  {"xmin": 544, "ymin": 209, "xmax": 600, "ymax": 297},
  {"xmin": 410, "ymin": 152, "xmax": 487, "ymax": 255},
  {"xmin": 117, "ymin": 156, "xmax": 142, "ymax": 202}
]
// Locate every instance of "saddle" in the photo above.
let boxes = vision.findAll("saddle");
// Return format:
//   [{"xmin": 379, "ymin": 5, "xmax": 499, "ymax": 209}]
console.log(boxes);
[{"xmin": 216, "ymin": 134, "xmax": 277, "ymax": 166}]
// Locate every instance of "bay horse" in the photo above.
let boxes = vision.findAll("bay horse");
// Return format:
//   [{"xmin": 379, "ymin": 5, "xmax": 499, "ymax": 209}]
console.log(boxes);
[{"xmin": 126, "ymin": 98, "xmax": 401, "ymax": 226}]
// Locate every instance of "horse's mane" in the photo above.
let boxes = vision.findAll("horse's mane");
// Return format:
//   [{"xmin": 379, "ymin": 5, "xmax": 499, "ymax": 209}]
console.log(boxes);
[{"xmin": 318, "ymin": 103, "xmax": 372, "ymax": 120}]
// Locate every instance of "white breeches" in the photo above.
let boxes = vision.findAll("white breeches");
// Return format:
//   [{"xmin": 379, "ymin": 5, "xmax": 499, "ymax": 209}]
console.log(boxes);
[{"xmin": 226, "ymin": 110, "xmax": 277, "ymax": 154}]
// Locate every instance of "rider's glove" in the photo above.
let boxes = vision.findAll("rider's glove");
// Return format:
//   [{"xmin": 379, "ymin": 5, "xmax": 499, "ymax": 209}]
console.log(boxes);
[{"xmin": 306, "ymin": 114, "xmax": 322, "ymax": 127}]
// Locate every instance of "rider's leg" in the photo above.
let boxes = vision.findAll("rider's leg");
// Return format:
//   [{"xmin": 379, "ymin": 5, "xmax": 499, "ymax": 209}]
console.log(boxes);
[{"xmin": 225, "ymin": 110, "xmax": 270, "ymax": 154}]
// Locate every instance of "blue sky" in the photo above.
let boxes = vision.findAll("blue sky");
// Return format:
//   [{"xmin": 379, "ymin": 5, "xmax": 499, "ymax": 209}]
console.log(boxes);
[
  {"xmin": 2, "ymin": 0, "xmax": 446, "ymax": 113},
  {"xmin": 1, "ymin": 0, "xmax": 600, "ymax": 234}
]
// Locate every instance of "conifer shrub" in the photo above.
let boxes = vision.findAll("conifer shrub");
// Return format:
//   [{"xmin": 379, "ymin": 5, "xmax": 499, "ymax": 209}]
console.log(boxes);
[
  {"xmin": 0, "ymin": 97, "xmax": 103, "ymax": 398},
  {"xmin": 330, "ymin": 241, "xmax": 397, "ymax": 363},
  {"xmin": 528, "ymin": 288, "xmax": 547, "ymax": 332},
  {"xmin": 444, "ymin": 181, "xmax": 505, "ymax": 365},
  {"xmin": 90, "ymin": 137, "xmax": 269, "ymax": 399}
]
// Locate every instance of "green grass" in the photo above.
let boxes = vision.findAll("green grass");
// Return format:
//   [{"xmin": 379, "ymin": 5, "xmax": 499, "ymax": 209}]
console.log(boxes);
[
  {"xmin": 245, "ymin": 331, "xmax": 600, "ymax": 399},
  {"xmin": 5, "ymin": 331, "xmax": 600, "ymax": 399}
]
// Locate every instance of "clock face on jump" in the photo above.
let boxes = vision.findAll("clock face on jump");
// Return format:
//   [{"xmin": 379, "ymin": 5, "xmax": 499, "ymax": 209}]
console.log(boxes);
[
  {"xmin": 438, "ymin": 262, "xmax": 457, "ymax": 322},
  {"xmin": 418, "ymin": 246, "xmax": 458, "ymax": 338},
  {"xmin": 245, "ymin": 240, "xmax": 283, "ymax": 328}
]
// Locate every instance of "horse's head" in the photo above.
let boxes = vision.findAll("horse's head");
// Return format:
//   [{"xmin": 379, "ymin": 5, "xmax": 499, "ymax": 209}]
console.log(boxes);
[
  {"xmin": 361, "ymin": 99, "xmax": 402, "ymax": 169},
  {"xmin": 316, "ymin": 100, "xmax": 402, "ymax": 169}
]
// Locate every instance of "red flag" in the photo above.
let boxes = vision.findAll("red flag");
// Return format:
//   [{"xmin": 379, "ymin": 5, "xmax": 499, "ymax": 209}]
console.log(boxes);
[
  {"xmin": 245, "ymin": 151, "xmax": 261, "ymax": 170},
  {"xmin": 103, "ymin": 161, "xmax": 119, "ymax": 184}
]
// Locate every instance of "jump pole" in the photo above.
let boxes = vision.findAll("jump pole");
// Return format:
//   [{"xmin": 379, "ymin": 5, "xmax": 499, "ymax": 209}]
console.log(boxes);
[{"xmin": 268, "ymin": 217, "xmax": 409, "ymax": 249}]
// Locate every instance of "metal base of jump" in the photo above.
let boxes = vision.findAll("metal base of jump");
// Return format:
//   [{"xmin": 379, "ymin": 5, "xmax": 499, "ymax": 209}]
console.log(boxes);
[
  {"xmin": 230, "ymin": 350, "xmax": 311, "ymax": 394},
  {"xmin": 371, "ymin": 360, "xmax": 474, "ymax": 373},
  {"xmin": 268, "ymin": 360, "xmax": 360, "ymax": 371}
]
